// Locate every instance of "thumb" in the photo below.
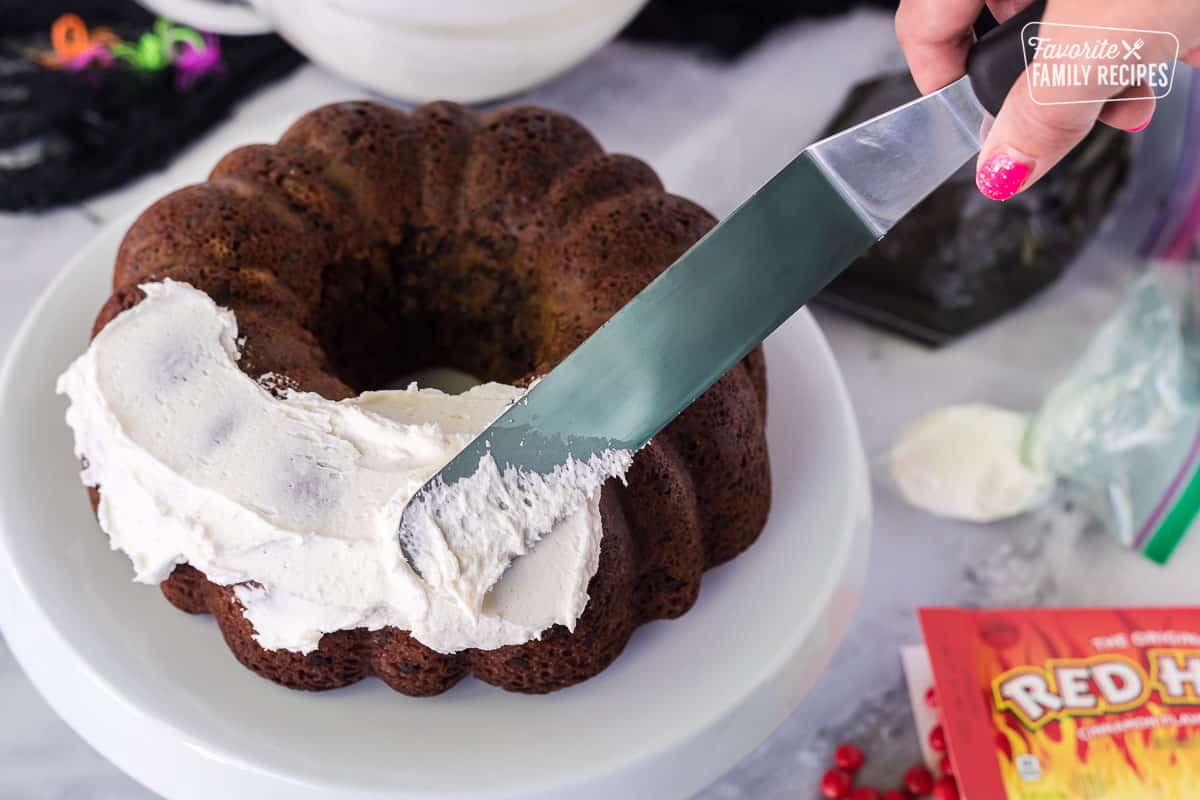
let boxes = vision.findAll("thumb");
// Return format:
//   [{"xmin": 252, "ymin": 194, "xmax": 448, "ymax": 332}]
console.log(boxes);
[{"xmin": 974, "ymin": 77, "xmax": 1101, "ymax": 201}]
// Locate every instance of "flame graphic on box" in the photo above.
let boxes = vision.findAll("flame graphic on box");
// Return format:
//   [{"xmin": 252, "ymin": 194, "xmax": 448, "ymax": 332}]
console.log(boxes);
[{"xmin": 922, "ymin": 608, "xmax": 1200, "ymax": 799}]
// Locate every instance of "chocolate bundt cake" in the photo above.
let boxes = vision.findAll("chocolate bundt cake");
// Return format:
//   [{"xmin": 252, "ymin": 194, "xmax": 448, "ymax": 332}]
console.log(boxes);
[{"xmin": 91, "ymin": 101, "xmax": 771, "ymax": 695}]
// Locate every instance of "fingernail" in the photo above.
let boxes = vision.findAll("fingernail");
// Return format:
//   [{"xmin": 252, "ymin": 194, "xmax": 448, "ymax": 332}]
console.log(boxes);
[
  {"xmin": 1127, "ymin": 119, "xmax": 1151, "ymax": 133},
  {"xmin": 976, "ymin": 151, "xmax": 1033, "ymax": 201}
]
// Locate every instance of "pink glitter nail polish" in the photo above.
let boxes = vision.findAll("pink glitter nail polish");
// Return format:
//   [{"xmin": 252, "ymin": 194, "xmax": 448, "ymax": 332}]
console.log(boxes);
[
  {"xmin": 976, "ymin": 152, "xmax": 1032, "ymax": 201},
  {"xmin": 1127, "ymin": 119, "xmax": 1151, "ymax": 133}
]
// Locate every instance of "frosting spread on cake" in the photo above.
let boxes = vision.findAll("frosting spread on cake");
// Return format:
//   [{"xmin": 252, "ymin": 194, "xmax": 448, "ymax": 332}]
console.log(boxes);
[
  {"xmin": 399, "ymin": 446, "xmax": 633, "ymax": 618},
  {"xmin": 56, "ymin": 280, "xmax": 630, "ymax": 654}
]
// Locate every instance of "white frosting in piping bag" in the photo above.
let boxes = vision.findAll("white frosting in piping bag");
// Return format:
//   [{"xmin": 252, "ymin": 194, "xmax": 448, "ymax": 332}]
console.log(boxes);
[{"xmin": 57, "ymin": 280, "xmax": 630, "ymax": 654}]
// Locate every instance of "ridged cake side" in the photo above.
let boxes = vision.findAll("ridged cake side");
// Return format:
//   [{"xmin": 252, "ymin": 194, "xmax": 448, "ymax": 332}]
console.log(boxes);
[{"xmin": 92, "ymin": 101, "xmax": 771, "ymax": 695}]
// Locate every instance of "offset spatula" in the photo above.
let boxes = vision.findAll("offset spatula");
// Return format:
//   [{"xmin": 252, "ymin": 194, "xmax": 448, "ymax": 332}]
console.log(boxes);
[{"xmin": 399, "ymin": 4, "xmax": 1043, "ymax": 553}]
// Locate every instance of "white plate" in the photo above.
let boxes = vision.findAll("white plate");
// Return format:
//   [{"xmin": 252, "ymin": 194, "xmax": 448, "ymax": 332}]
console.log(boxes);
[{"xmin": 0, "ymin": 213, "xmax": 871, "ymax": 800}]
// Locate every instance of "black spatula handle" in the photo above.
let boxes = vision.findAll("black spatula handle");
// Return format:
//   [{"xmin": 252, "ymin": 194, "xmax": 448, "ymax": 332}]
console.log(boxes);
[{"xmin": 966, "ymin": 0, "xmax": 1047, "ymax": 116}]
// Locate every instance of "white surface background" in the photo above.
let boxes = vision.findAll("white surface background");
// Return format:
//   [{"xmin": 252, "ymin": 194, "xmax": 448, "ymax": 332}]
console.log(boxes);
[{"xmin": 4, "ymin": 9, "xmax": 1198, "ymax": 798}]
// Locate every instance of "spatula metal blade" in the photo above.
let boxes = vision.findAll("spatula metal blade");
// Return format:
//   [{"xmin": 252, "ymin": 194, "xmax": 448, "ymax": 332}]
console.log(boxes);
[{"xmin": 403, "ymin": 75, "xmax": 986, "ymax": 518}]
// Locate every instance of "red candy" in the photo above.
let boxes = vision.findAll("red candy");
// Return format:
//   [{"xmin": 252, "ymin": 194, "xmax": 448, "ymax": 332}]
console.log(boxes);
[
  {"xmin": 938, "ymin": 754, "xmax": 953, "ymax": 776},
  {"xmin": 924, "ymin": 686, "xmax": 938, "ymax": 708},
  {"xmin": 821, "ymin": 768, "xmax": 854, "ymax": 799},
  {"xmin": 928, "ymin": 725, "xmax": 947, "ymax": 753},
  {"xmin": 817, "ymin": 742, "xmax": 936, "ymax": 800},
  {"xmin": 835, "ymin": 743, "xmax": 866, "ymax": 772},
  {"xmin": 903, "ymin": 765, "xmax": 935, "ymax": 796},
  {"xmin": 931, "ymin": 776, "xmax": 959, "ymax": 800}
]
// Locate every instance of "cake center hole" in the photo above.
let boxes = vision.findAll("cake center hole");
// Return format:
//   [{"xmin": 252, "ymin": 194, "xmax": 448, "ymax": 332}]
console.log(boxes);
[
  {"xmin": 313, "ymin": 251, "xmax": 538, "ymax": 393},
  {"xmin": 389, "ymin": 366, "xmax": 484, "ymax": 394}
]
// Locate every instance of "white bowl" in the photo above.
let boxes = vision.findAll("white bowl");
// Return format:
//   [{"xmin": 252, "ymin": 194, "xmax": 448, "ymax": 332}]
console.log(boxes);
[
  {"xmin": 0, "ymin": 212, "xmax": 871, "ymax": 799},
  {"xmin": 135, "ymin": 0, "xmax": 649, "ymax": 102}
]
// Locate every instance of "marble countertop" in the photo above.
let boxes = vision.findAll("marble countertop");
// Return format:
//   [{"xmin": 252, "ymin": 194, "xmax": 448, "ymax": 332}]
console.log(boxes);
[{"xmin": 4, "ymin": 10, "xmax": 1198, "ymax": 799}]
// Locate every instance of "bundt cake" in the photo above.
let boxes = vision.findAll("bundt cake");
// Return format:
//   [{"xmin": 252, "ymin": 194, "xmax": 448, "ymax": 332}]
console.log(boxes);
[{"xmin": 81, "ymin": 101, "xmax": 771, "ymax": 695}]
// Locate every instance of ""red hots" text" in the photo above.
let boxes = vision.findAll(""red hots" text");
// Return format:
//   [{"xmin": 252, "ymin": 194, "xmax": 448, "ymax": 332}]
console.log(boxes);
[{"xmin": 993, "ymin": 650, "xmax": 1200, "ymax": 730}]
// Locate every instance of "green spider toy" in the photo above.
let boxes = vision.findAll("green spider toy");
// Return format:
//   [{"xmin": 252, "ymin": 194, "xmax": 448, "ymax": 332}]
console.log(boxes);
[{"xmin": 110, "ymin": 19, "xmax": 205, "ymax": 72}]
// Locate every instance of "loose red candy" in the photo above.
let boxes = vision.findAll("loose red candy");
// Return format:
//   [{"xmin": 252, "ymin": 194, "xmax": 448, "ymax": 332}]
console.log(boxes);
[
  {"xmin": 924, "ymin": 686, "xmax": 938, "ymax": 708},
  {"xmin": 851, "ymin": 789, "xmax": 881, "ymax": 800},
  {"xmin": 835, "ymin": 743, "xmax": 866, "ymax": 772},
  {"xmin": 938, "ymin": 754, "xmax": 953, "ymax": 776},
  {"xmin": 928, "ymin": 725, "xmax": 947, "ymax": 753},
  {"xmin": 903, "ymin": 765, "xmax": 935, "ymax": 796},
  {"xmin": 821, "ymin": 768, "xmax": 854, "ymax": 799},
  {"xmin": 931, "ymin": 776, "xmax": 959, "ymax": 800},
  {"xmin": 882, "ymin": 792, "xmax": 909, "ymax": 800}
]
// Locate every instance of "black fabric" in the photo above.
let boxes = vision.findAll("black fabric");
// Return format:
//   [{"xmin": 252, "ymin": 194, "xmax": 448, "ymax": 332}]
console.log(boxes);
[
  {"xmin": 1, "ymin": 0, "xmax": 153, "ymax": 33},
  {"xmin": 0, "ymin": 0, "xmax": 302, "ymax": 211}
]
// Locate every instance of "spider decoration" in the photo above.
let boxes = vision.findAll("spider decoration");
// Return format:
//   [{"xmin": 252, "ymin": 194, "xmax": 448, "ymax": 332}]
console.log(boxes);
[
  {"xmin": 34, "ymin": 13, "xmax": 118, "ymax": 70},
  {"xmin": 35, "ymin": 13, "xmax": 222, "ymax": 89}
]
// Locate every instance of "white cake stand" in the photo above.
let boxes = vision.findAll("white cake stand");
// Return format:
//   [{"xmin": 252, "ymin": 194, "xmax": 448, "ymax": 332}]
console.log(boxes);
[{"xmin": 0, "ymin": 214, "xmax": 870, "ymax": 800}]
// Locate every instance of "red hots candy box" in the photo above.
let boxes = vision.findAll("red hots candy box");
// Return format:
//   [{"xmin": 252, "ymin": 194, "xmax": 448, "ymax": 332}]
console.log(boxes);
[{"xmin": 920, "ymin": 608, "xmax": 1200, "ymax": 800}]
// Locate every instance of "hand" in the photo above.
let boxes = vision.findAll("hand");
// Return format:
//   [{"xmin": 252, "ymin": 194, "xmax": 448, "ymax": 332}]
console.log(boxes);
[{"xmin": 895, "ymin": 0, "xmax": 1200, "ymax": 200}]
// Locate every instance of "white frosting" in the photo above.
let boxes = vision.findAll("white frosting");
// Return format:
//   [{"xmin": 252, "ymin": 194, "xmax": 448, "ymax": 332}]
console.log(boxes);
[
  {"xmin": 57, "ymin": 280, "xmax": 627, "ymax": 654},
  {"xmin": 890, "ymin": 403, "xmax": 1052, "ymax": 523},
  {"xmin": 400, "ymin": 448, "xmax": 633, "ymax": 617}
]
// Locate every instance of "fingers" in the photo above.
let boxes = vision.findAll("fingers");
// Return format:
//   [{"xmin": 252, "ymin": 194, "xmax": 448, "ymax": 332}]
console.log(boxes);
[
  {"xmin": 1097, "ymin": 83, "xmax": 1156, "ymax": 133},
  {"xmin": 975, "ymin": 79, "xmax": 1149, "ymax": 201},
  {"xmin": 976, "ymin": 78, "xmax": 1102, "ymax": 201},
  {"xmin": 899, "ymin": 0, "xmax": 1184, "ymax": 200},
  {"xmin": 974, "ymin": 1, "xmax": 1167, "ymax": 201},
  {"xmin": 895, "ymin": 0, "xmax": 987, "ymax": 93},
  {"xmin": 986, "ymin": 0, "xmax": 1036, "ymax": 23}
]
